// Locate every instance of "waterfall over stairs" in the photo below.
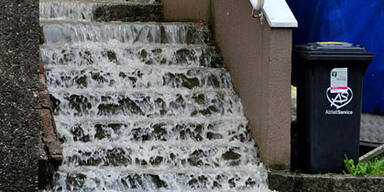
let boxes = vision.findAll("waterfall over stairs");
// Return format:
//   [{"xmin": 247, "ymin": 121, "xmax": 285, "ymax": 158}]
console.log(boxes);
[{"xmin": 40, "ymin": 0, "xmax": 272, "ymax": 191}]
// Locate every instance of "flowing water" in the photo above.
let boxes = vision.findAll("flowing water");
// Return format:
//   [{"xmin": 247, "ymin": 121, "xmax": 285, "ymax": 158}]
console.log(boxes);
[{"xmin": 40, "ymin": 1, "xmax": 272, "ymax": 191}]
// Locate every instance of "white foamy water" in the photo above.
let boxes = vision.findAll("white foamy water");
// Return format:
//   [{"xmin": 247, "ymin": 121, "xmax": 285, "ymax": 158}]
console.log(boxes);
[
  {"xmin": 40, "ymin": 0, "xmax": 160, "ymax": 21},
  {"xmin": 40, "ymin": 1, "xmax": 273, "ymax": 191},
  {"xmin": 41, "ymin": 21, "xmax": 209, "ymax": 45}
]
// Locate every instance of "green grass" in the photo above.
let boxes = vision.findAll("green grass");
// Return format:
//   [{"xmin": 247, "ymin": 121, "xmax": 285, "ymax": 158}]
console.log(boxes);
[{"xmin": 344, "ymin": 155, "xmax": 384, "ymax": 176}]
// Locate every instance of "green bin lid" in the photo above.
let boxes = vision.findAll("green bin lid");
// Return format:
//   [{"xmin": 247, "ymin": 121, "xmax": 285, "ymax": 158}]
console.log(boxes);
[{"xmin": 294, "ymin": 42, "xmax": 375, "ymax": 61}]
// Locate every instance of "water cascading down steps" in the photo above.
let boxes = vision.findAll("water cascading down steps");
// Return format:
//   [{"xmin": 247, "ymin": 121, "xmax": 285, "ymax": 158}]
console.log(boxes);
[{"xmin": 40, "ymin": 0, "xmax": 272, "ymax": 191}]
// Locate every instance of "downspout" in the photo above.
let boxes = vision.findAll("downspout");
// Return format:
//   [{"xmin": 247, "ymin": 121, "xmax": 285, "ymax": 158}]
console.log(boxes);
[
  {"xmin": 250, "ymin": 0, "xmax": 265, "ymax": 11},
  {"xmin": 250, "ymin": 0, "xmax": 265, "ymax": 19}
]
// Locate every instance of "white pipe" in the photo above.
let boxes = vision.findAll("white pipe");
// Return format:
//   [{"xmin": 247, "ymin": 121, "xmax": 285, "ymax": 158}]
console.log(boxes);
[{"xmin": 250, "ymin": 0, "xmax": 264, "ymax": 11}]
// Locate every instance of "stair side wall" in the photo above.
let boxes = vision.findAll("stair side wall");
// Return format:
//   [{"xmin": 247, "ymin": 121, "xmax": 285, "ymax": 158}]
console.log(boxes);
[
  {"xmin": 0, "ymin": 1, "xmax": 44, "ymax": 191},
  {"xmin": 163, "ymin": 0, "xmax": 212, "ymax": 23},
  {"xmin": 212, "ymin": 0, "xmax": 292, "ymax": 169}
]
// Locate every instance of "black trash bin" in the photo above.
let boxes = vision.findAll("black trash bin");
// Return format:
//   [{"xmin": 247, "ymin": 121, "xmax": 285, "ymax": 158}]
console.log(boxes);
[{"xmin": 292, "ymin": 42, "xmax": 374, "ymax": 174}]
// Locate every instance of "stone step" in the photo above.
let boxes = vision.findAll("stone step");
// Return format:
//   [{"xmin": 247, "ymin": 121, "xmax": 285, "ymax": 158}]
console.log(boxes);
[
  {"xmin": 49, "ymin": 90, "xmax": 244, "ymax": 118},
  {"xmin": 62, "ymin": 141, "xmax": 260, "ymax": 168},
  {"xmin": 40, "ymin": 21, "xmax": 212, "ymax": 45},
  {"xmin": 45, "ymin": 66, "xmax": 231, "ymax": 90},
  {"xmin": 41, "ymin": 43, "xmax": 223, "ymax": 68},
  {"xmin": 39, "ymin": 0, "xmax": 271, "ymax": 191},
  {"xmin": 40, "ymin": 0, "xmax": 162, "ymax": 22},
  {"xmin": 41, "ymin": 0, "xmax": 160, "ymax": 2},
  {"xmin": 54, "ymin": 117, "xmax": 251, "ymax": 144},
  {"xmin": 53, "ymin": 167, "xmax": 269, "ymax": 191}
]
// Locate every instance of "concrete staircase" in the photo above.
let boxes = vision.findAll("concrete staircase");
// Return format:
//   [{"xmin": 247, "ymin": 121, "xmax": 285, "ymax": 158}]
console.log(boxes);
[{"xmin": 40, "ymin": 0, "xmax": 271, "ymax": 191}]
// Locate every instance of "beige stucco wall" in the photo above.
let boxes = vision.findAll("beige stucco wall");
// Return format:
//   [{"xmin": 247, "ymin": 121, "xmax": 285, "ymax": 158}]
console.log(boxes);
[
  {"xmin": 163, "ymin": 0, "xmax": 292, "ymax": 169},
  {"xmin": 211, "ymin": 0, "xmax": 292, "ymax": 169},
  {"xmin": 162, "ymin": 0, "xmax": 211, "ymax": 22}
]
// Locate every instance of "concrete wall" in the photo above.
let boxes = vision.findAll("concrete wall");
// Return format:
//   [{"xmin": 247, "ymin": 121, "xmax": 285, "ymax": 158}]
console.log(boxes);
[
  {"xmin": 0, "ymin": 1, "xmax": 44, "ymax": 191},
  {"xmin": 269, "ymin": 171, "xmax": 384, "ymax": 192},
  {"xmin": 211, "ymin": 0, "xmax": 291, "ymax": 169},
  {"xmin": 0, "ymin": 1, "xmax": 62, "ymax": 191},
  {"xmin": 163, "ymin": 0, "xmax": 211, "ymax": 22},
  {"xmin": 163, "ymin": 0, "xmax": 292, "ymax": 169}
]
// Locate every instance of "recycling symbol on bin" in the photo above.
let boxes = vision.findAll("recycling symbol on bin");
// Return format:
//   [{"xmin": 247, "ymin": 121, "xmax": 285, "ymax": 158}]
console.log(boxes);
[{"xmin": 326, "ymin": 87, "xmax": 353, "ymax": 109}]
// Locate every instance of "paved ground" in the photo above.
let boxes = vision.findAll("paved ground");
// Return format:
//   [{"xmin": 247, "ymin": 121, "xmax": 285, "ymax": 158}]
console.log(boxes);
[{"xmin": 360, "ymin": 113, "xmax": 384, "ymax": 147}]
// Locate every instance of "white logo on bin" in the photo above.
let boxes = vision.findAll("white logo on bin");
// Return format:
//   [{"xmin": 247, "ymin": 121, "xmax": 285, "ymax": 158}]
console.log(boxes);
[
  {"xmin": 326, "ymin": 87, "xmax": 353, "ymax": 109},
  {"xmin": 326, "ymin": 68, "xmax": 353, "ymax": 109}
]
